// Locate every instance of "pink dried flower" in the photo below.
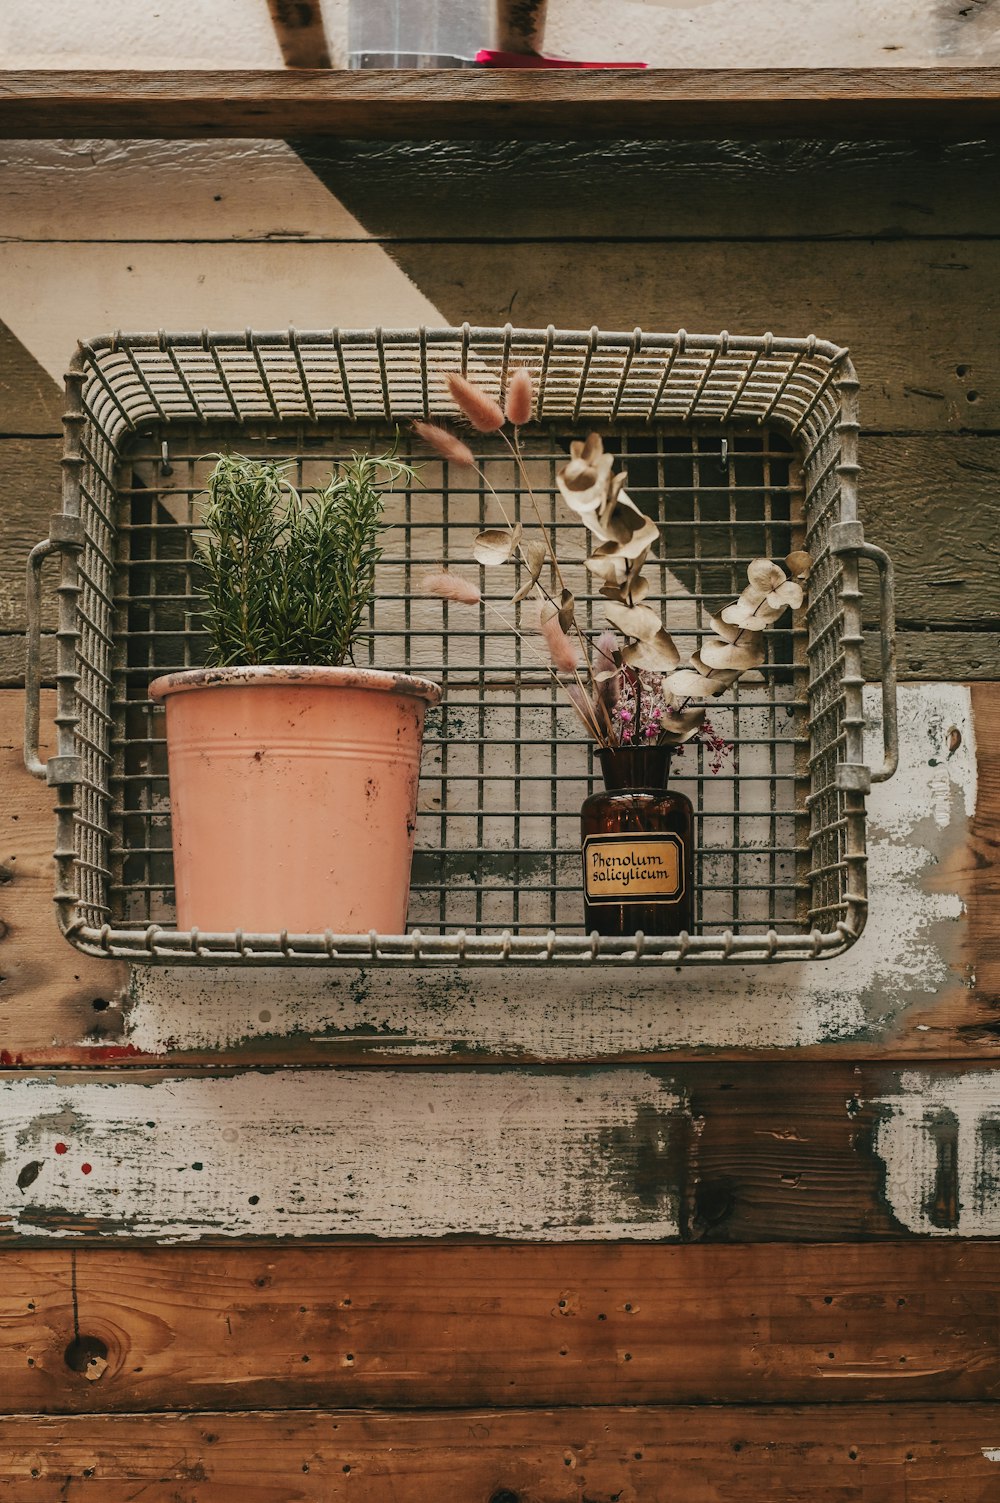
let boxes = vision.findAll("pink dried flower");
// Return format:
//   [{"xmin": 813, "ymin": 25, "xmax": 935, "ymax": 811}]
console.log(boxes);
[
  {"xmin": 412, "ymin": 420, "xmax": 475, "ymax": 469},
  {"xmin": 504, "ymin": 368, "xmax": 534, "ymax": 426},
  {"xmin": 540, "ymin": 611, "xmax": 580, "ymax": 674},
  {"xmin": 446, "ymin": 372, "xmax": 506, "ymax": 433},
  {"xmin": 423, "ymin": 571, "xmax": 481, "ymax": 606}
]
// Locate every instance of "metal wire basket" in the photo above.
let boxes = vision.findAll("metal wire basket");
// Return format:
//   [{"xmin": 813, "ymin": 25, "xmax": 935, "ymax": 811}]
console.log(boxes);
[{"xmin": 24, "ymin": 325, "xmax": 897, "ymax": 967}]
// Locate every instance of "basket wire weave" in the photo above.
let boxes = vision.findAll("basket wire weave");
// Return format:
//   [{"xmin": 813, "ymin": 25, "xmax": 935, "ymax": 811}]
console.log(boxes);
[{"xmin": 41, "ymin": 325, "xmax": 882, "ymax": 965}]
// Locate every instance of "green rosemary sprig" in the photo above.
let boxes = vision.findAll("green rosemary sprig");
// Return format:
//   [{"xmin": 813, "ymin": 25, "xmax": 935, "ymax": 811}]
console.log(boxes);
[{"xmin": 197, "ymin": 449, "xmax": 417, "ymax": 667}]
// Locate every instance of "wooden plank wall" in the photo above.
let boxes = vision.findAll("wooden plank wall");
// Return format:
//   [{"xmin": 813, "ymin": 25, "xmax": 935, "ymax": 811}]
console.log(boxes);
[{"xmin": 2, "ymin": 30, "xmax": 1000, "ymax": 1503}]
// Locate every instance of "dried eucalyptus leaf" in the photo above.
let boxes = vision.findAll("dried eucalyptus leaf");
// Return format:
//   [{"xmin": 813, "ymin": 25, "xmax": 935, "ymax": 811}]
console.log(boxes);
[
  {"xmin": 598, "ymin": 492, "xmax": 660, "ymax": 558},
  {"xmin": 699, "ymin": 635, "xmax": 765, "ymax": 672},
  {"xmin": 660, "ymin": 668, "xmax": 715, "ymax": 700},
  {"xmin": 690, "ymin": 650, "xmax": 738, "ymax": 686},
  {"xmin": 474, "ymin": 526, "xmax": 519, "ymax": 566},
  {"xmin": 708, "ymin": 613, "xmax": 741, "ymax": 643},
  {"xmin": 628, "ymin": 575, "xmax": 651, "ymax": 604},
  {"xmin": 659, "ymin": 705, "xmax": 707, "ymax": 743},
  {"xmin": 765, "ymin": 579, "xmax": 804, "ymax": 611},
  {"xmin": 557, "ymin": 452, "xmax": 615, "ymax": 518},
  {"xmin": 721, "ymin": 598, "xmax": 783, "ymax": 629},
  {"xmin": 557, "ymin": 588, "xmax": 576, "ymax": 632},
  {"xmin": 621, "ymin": 630, "xmax": 680, "ymax": 673},
  {"xmin": 511, "ymin": 539, "xmax": 546, "ymax": 602},
  {"xmin": 584, "ymin": 546, "xmax": 626, "ymax": 583},
  {"xmin": 604, "ymin": 601, "xmax": 666, "ymax": 642},
  {"xmin": 573, "ymin": 432, "xmax": 605, "ymax": 465},
  {"xmin": 747, "ymin": 558, "xmax": 786, "ymax": 592},
  {"xmin": 785, "ymin": 549, "xmax": 813, "ymax": 581},
  {"xmin": 600, "ymin": 582, "xmax": 629, "ymax": 602}
]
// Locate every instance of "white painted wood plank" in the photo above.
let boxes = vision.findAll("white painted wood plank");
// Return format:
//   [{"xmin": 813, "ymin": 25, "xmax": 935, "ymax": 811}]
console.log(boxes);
[
  {"xmin": 0, "ymin": 1069, "xmax": 684, "ymax": 1241},
  {"xmin": 873, "ymin": 1069, "xmax": 1000, "ymax": 1237},
  {"xmin": 127, "ymin": 684, "xmax": 977, "ymax": 1056}
]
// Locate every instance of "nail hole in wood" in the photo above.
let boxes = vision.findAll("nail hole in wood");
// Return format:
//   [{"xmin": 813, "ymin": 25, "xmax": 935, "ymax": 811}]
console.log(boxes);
[{"xmin": 64, "ymin": 1335, "xmax": 108, "ymax": 1379}]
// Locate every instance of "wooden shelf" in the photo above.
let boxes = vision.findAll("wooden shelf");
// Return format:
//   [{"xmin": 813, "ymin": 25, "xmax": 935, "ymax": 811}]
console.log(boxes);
[{"xmin": 1, "ymin": 67, "xmax": 999, "ymax": 140}]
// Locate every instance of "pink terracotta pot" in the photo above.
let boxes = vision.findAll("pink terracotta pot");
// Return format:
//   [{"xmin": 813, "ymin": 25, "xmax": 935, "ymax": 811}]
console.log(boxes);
[{"xmin": 148, "ymin": 666, "xmax": 440, "ymax": 935}]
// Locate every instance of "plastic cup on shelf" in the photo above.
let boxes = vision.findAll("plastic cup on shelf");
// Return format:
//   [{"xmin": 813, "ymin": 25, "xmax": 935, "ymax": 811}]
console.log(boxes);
[{"xmin": 348, "ymin": 0, "xmax": 493, "ymax": 68}]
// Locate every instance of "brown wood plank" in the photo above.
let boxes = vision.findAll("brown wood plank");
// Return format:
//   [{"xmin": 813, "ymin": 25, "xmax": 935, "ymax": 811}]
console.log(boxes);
[
  {"xmin": 289, "ymin": 136, "xmax": 1000, "ymax": 240},
  {"xmin": 0, "ymin": 691, "xmax": 130, "ymax": 1060},
  {"xmin": 6, "ymin": 138, "xmax": 1000, "ymax": 241},
  {"xmin": 265, "ymin": 0, "xmax": 331, "ymax": 70},
  {"xmin": 0, "ymin": 439, "xmax": 61, "ymax": 632},
  {"xmin": 3, "ymin": 1405, "xmax": 999, "ymax": 1500},
  {"xmin": 1, "ymin": 1244, "xmax": 997, "ymax": 1411},
  {"xmin": 2, "ymin": 69, "xmax": 1000, "ymax": 140},
  {"xmin": 970, "ymin": 682, "xmax": 1000, "ymax": 1004}
]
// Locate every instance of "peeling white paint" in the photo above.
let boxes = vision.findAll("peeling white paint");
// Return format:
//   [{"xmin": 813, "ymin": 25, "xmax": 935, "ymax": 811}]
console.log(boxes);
[
  {"xmin": 872, "ymin": 1070, "xmax": 1000, "ymax": 1237},
  {"xmin": 983, "ymin": 1449, "xmax": 1000, "ymax": 1463},
  {"xmin": 0, "ymin": 1070, "xmax": 683, "ymax": 1241},
  {"xmin": 128, "ymin": 685, "xmax": 977, "ymax": 1056}
]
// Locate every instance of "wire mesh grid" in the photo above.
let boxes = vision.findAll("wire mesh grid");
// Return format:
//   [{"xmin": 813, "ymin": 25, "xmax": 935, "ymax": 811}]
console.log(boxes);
[{"xmin": 47, "ymin": 325, "xmax": 874, "ymax": 966}]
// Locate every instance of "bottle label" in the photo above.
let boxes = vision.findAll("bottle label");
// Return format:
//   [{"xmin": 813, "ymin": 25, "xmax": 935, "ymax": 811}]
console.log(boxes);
[{"xmin": 583, "ymin": 834, "xmax": 685, "ymax": 904}]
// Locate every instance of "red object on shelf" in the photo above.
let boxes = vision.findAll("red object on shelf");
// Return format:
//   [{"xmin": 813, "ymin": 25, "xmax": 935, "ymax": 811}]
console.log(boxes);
[{"xmin": 475, "ymin": 49, "xmax": 647, "ymax": 70}]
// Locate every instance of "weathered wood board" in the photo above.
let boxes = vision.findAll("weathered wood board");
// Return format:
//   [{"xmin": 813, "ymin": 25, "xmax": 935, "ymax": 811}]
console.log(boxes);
[
  {"xmin": 1, "ymin": 48, "xmax": 1000, "ymax": 1495},
  {"xmin": 3, "ymin": 1405, "xmax": 1000, "ymax": 1500},
  {"xmin": 1, "ymin": 1243, "xmax": 997, "ymax": 1410},
  {"xmin": 0, "ymin": 1062, "xmax": 997, "ymax": 1243},
  {"xmin": 0, "ymin": 238, "xmax": 995, "ymax": 431},
  {"xmin": 4, "ymin": 137, "xmax": 1000, "ymax": 241},
  {"xmin": 4, "ymin": 434, "xmax": 998, "ymax": 642},
  {"xmin": 0, "ymin": 135, "xmax": 997, "ymax": 678},
  {"xmin": 4, "ymin": 67, "xmax": 1000, "ymax": 141},
  {"xmin": 3, "ymin": 683, "xmax": 993, "ymax": 1063}
]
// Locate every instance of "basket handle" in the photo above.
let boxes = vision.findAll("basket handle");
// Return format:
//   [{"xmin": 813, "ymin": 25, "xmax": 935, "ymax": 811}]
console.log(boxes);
[
  {"xmin": 830, "ymin": 521, "xmax": 898, "ymax": 786},
  {"xmin": 24, "ymin": 519, "xmax": 84, "ymax": 782},
  {"xmin": 859, "ymin": 541, "xmax": 898, "ymax": 783}
]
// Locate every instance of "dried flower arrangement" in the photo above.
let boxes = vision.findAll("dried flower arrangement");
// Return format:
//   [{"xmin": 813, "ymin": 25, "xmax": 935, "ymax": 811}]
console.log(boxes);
[{"xmin": 419, "ymin": 370, "xmax": 812, "ymax": 752}]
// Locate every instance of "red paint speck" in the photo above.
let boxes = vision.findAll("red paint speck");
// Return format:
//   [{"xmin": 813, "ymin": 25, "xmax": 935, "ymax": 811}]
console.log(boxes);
[
  {"xmin": 54, "ymin": 1142, "xmax": 68, "ymax": 1155},
  {"xmin": 80, "ymin": 1163, "xmax": 92, "ymax": 1175}
]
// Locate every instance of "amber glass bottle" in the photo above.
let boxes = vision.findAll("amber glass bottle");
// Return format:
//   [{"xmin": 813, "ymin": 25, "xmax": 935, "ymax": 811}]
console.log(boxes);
[{"xmin": 581, "ymin": 746, "xmax": 694, "ymax": 937}]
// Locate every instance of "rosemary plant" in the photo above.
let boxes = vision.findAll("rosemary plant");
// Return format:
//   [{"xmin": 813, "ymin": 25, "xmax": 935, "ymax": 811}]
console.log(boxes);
[{"xmin": 198, "ymin": 450, "xmax": 416, "ymax": 667}]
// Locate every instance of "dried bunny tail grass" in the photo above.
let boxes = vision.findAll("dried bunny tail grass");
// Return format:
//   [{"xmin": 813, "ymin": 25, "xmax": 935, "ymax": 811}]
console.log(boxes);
[
  {"xmin": 423, "ymin": 571, "xmax": 482, "ymax": 606},
  {"xmin": 504, "ymin": 367, "xmax": 534, "ymax": 426},
  {"xmin": 446, "ymin": 372, "xmax": 506, "ymax": 433},
  {"xmin": 541, "ymin": 611, "xmax": 580, "ymax": 674},
  {"xmin": 592, "ymin": 630, "xmax": 620, "ymax": 710},
  {"xmin": 412, "ymin": 420, "xmax": 476, "ymax": 469}
]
